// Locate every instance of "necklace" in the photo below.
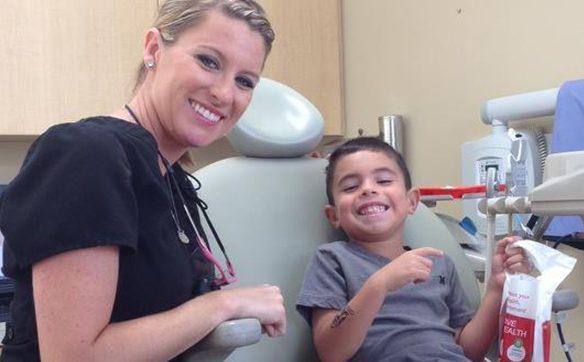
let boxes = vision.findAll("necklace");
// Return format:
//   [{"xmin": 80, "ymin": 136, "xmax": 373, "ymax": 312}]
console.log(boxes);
[
  {"xmin": 123, "ymin": 105, "xmax": 237, "ymax": 286},
  {"xmin": 124, "ymin": 104, "xmax": 190, "ymax": 244}
]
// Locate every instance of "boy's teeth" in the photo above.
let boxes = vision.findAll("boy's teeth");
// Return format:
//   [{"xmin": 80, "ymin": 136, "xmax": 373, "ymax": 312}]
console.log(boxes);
[{"xmin": 359, "ymin": 205, "xmax": 386, "ymax": 215}]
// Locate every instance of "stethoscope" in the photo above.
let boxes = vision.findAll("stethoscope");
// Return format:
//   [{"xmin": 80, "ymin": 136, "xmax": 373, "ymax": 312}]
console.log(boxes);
[{"xmin": 125, "ymin": 104, "xmax": 236, "ymax": 286}]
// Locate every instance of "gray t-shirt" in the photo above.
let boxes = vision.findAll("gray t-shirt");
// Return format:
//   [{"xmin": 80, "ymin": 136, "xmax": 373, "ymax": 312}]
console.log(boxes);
[{"xmin": 296, "ymin": 241, "xmax": 475, "ymax": 362}]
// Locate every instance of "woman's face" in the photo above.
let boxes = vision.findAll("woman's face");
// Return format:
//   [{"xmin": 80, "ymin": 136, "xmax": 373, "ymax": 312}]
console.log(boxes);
[{"xmin": 148, "ymin": 10, "xmax": 266, "ymax": 149}]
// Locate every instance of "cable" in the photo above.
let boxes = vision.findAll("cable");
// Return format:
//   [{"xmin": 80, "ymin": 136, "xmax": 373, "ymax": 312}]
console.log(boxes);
[
  {"xmin": 553, "ymin": 236, "xmax": 567, "ymax": 250},
  {"xmin": 534, "ymin": 127, "xmax": 548, "ymax": 171},
  {"xmin": 548, "ymin": 234, "xmax": 577, "ymax": 250},
  {"xmin": 556, "ymin": 322, "xmax": 573, "ymax": 362}
]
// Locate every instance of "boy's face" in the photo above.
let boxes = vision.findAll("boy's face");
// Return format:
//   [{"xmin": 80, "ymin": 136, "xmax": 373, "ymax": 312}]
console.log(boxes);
[{"xmin": 325, "ymin": 150, "xmax": 419, "ymax": 243}]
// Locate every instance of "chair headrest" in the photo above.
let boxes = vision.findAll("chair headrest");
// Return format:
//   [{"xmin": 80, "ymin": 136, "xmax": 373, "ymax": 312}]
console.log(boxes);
[{"xmin": 227, "ymin": 78, "xmax": 324, "ymax": 158}]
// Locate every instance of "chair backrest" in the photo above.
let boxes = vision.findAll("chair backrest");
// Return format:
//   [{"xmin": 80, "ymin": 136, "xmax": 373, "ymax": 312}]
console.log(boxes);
[
  {"xmin": 194, "ymin": 157, "xmax": 338, "ymax": 361},
  {"xmin": 193, "ymin": 156, "xmax": 480, "ymax": 362}
]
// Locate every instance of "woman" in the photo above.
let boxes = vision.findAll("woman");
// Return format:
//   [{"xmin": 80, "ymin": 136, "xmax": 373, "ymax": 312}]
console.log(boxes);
[{"xmin": 0, "ymin": 0, "xmax": 285, "ymax": 360}]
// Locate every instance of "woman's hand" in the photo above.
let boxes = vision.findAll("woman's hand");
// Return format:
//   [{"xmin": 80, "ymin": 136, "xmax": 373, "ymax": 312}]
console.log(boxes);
[{"xmin": 217, "ymin": 284, "xmax": 286, "ymax": 337}]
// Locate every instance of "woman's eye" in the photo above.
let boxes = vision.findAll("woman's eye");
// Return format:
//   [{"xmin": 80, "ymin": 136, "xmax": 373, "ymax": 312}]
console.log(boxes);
[
  {"xmin": 197, "ymin": 54, "xmax": 219, "ymax": 70},
  {"xmin": 236, "ymin": 76, "xmax": 255, "ymax": 89}
]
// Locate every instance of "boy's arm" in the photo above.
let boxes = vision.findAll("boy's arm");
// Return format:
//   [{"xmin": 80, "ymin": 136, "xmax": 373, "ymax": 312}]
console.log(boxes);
[
  {"xmin": 456, "ymin": 236, "xmax": 528, "ymax": 361},
  {"xmin": 311, "ymin": 273, "xmax": 389, "ymax": 361},
  {"xmin": 311, "ymin": 247, "xmax": 444, "ymax": 362},
  {"xmin": 455, "ymin": 286, "xmax": 502, "ymax": 361}
]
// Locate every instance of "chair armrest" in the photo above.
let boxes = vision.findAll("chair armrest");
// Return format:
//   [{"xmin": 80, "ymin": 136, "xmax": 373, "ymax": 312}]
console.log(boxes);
[{"xmin": 178, "ymin": 318, "xmax": 261, "ymax": 361}]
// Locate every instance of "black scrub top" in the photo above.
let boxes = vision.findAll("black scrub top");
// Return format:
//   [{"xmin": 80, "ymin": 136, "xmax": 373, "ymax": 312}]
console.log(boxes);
[{"xmin": 0, "ymin": 117, "xmax": 215, "ymax": 361}]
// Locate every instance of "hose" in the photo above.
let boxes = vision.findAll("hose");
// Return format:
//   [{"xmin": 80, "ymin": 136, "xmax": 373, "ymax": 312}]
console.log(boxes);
[
  {"xmin": 534, "ymin": 127, "xmax": 548, "ymax": 170},
  {"xmin": 557, "ymin": 322, "xmax": 573, "ymax": 362}
]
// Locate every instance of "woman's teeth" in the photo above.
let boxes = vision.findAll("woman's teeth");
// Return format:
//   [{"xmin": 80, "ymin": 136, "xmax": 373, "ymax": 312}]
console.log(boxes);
[{"xmin": 192, "ymin": 101, "xmax": 221, "ymax": 123}]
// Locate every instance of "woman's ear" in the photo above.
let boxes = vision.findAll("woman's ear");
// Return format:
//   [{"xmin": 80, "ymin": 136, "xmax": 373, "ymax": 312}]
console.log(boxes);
[
  {"xmin": 406, "ymin": 187, "xmax": 420, "ymax": 215},
  {"xmin": 143, "ymin": 27, "xmax": 163, "ymax": 68},
  {"xmin": 324, "ymin": 205, "xmax": 341, "ymax": 229}
]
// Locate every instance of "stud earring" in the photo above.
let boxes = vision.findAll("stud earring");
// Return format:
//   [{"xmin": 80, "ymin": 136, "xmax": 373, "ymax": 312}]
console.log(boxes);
[{"xmin": 146, "ymin": 60, "xmax": 155, "ymax": 69}]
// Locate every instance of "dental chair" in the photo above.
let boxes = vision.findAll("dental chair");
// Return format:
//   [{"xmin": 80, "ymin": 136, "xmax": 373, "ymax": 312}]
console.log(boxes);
[{"xmin": 182, "ymin": 78, "xmax": 481, "ymax": 361}]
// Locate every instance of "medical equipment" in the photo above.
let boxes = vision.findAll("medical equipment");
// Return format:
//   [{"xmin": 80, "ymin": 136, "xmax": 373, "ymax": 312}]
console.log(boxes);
[
  {"xmin": 462, "ymin": 90, "xmax": 552, "ymax": 240},
  {"xmin": 448, "ymin": 85, "xmax": 584, "ymax": 284},
  {"xmin": 479, "ymin": 150, "xmax": 583, "ymax": 361},
  {"xmin": 478, "ymin": 84, "xmax": 584, "ymax": 240}
]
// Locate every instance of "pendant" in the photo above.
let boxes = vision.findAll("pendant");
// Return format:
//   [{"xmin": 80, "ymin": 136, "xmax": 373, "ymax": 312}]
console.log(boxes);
[{"xmin": 178, "ymin": 230, "xmax": 190, "ymax": 244}]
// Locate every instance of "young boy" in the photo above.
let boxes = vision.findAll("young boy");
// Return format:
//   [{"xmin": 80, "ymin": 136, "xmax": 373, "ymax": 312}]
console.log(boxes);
[{"xmin": 296, "ymin": 137, "xmax": 528, "ymax": 362}]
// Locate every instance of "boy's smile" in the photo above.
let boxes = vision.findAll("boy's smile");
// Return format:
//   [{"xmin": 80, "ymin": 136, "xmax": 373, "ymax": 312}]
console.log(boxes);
[
  {"xmin": 357, "ymin": 201, "xmax": 389, "ymax": 217},
  {"xmin": 325, "ymin": 150, "xmax": 419, "ymax": 246}
]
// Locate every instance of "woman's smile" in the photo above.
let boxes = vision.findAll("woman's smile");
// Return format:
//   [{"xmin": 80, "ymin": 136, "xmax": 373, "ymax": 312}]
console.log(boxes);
[{"xmin": 189, "ymin": 100, "xmax": 224, "ymax": 125}]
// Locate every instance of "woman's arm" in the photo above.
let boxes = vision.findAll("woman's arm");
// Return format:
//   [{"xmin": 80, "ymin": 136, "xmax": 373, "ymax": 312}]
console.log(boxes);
[{"xmin": 33, "ymin": 245, "xmax": 285, "ymax": 362}]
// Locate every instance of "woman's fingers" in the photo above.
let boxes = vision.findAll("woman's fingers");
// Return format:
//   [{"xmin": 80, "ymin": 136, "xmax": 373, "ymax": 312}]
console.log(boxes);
[{"xmin": 262, "ymin": 324, "xmax": 276, "ymax": 337}]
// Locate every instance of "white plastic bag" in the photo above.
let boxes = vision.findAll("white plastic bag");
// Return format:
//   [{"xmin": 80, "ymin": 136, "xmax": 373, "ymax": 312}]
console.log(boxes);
[{"xmin": 499, "ymin": 240, "xmax": 577, "ymax": 362}]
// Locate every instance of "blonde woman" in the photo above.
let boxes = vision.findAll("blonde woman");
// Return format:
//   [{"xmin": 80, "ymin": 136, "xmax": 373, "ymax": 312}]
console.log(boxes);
[{"xmin": 0, "ymin": 1, "xmax": 285, "ymax": 360}]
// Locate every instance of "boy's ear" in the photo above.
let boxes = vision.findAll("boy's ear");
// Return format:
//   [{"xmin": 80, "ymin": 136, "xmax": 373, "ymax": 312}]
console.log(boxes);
[
  {"xmin": 324, "ymin": 204, "xmax": 341, "ymax": 229},
  {"xmin": 406, "ymin": 187, "xmax": 420, "ymax": 215}
]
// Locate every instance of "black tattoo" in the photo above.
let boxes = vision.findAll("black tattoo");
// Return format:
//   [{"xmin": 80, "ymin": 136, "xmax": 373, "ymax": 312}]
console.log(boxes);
[{"xmin": 330, "ymin": 305, "xmax": 355, "ymax": 328}]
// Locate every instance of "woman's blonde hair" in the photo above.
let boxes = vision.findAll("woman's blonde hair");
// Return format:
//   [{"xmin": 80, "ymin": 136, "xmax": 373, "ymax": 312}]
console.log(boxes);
[{"xmin": 134, "ymin": 0, "xmax": 274, "ymax": 91}]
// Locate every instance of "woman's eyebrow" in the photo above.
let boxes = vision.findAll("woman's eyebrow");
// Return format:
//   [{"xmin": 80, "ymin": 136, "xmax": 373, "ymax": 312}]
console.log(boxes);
[
  {"xmin": 197, "ymin": 44, "xmax": 221, "ymax": 55},
  {"xmin": 197, "ymin": 45, "xmax": 261, "ymax": 80}
]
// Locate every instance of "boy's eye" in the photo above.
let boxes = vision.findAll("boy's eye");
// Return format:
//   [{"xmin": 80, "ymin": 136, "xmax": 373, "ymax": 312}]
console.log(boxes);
[
  {"xmin": 341, "ymin": 184, "xmax": 358, "ymax": 192},
  {"xmin": 236, "ymin": 76, "xmax": 255, "ymax": 90},
  {"xmin": 197, "ymin": 54, "xmax": 219, "ymax": 70},
  {"xmin": 378, "ymin": 179, "xmax": 393, "ymax": 185}
]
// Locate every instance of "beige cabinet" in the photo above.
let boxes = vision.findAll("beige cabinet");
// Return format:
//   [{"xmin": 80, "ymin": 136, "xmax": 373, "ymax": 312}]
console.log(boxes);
[
  {"xmin": 0, "ymin": 1, "xmax": 159, "ymax": 137},
  {"xmin": 260, "ymin": 0, "xmax": 345, "ymax": 135},
  {"xmin": 1, "ymin": 0, "xmax": 344, "ymax": 137}
]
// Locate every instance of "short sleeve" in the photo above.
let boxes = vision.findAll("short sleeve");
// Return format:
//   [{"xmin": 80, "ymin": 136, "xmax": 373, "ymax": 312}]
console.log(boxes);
[
  {"xmin": 296, "ymin": 246, "xmax": 349, "ymax": 326},
  {"xmin": 0, "ymin": 123, "xmax": 139, "ymax": 274},
  {"xmin": 445, "ymin": 258, "xmax": 475, "ymax": 328}
]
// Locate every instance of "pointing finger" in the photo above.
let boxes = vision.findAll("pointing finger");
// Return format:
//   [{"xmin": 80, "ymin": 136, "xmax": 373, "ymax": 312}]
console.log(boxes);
[{"xmin": 412, "ymin": 247, "xmax": 444, "ymax": 258}]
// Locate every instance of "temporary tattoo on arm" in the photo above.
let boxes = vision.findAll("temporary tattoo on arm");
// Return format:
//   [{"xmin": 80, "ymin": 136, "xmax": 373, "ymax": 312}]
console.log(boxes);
[{"xmin": 330, "ymin": 305, "xmax": 355, "ymax": 328}]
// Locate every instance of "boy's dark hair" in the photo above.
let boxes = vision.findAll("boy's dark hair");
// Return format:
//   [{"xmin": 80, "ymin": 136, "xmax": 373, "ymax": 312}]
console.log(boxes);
[{"xmin": 325, "ymin": 137, "xmax": 412, "ymax": 205}]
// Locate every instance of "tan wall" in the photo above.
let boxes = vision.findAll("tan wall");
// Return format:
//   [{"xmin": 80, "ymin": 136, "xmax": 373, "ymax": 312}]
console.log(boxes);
[{"xmin": 342, "ymin": 0, "xmax": 584, "ymax": 360}]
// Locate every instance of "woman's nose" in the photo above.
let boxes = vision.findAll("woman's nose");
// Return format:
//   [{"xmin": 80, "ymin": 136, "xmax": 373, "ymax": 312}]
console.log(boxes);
[{"xmin": 210, "ymin": 77, "xmax": 234, "ymax": 106}]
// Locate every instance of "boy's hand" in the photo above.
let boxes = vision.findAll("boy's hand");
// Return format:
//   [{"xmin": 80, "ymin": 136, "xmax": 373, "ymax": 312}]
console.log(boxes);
[
  {"xmin": 375, "ymin": 247, "xmax": 444, "ymax": 293},
  {"xmin": 489, "ymin": 236, "xmax": 531, "ymax": 292}
]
